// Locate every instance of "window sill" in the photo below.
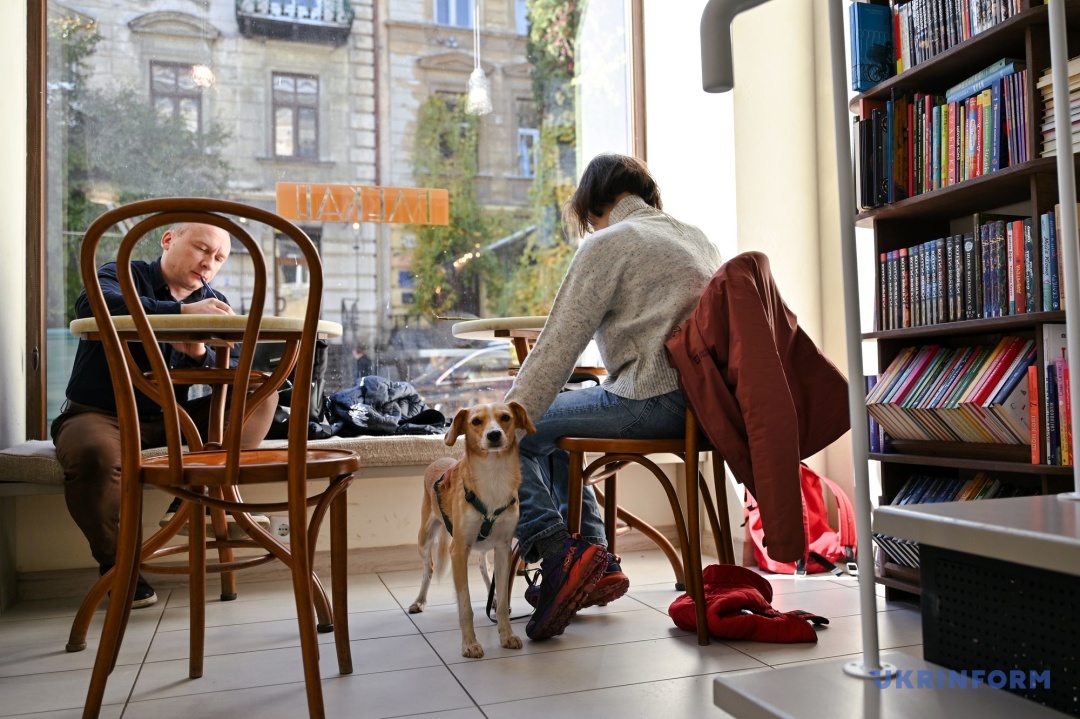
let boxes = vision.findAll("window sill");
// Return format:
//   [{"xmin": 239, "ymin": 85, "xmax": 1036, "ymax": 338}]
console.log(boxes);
[{"xmin": 256, "ymin": 156, "xmax": 336, "ymax": 167}]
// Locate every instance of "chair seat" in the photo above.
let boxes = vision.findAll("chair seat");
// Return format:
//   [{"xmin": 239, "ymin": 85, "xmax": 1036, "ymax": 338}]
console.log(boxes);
[
  {"xmin": 556, "ymin": 435, "xmax": 713, "ymax": 454},
  {"xmin": 141, "ymin": 448, "xmax": 361, "ymax": 487}
]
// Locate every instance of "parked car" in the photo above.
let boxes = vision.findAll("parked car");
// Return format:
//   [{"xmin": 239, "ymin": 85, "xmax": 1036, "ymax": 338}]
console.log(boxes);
[{"xmin": 411, "ymin": 344, "xmax": 516, "ymax": 416}]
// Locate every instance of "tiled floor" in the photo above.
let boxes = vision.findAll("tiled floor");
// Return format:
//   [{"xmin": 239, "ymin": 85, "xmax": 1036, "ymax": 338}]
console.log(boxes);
[{"xmin": 0, "ymin": 551, "xmax": 922, "ymax": 718}]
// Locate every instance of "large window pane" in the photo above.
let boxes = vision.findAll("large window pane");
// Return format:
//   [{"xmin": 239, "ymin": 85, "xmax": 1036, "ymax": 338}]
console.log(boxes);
[{"xmin": 43, "ymin": 0, "xmax": 633, "ymax": 424}]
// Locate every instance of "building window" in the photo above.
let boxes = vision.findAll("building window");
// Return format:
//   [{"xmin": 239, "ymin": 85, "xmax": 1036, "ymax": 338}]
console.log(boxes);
[
  {"xmin": 273, "ymin": 73, "xmax": 319, "ymax": 159},
  {"xmin": 151, "ymin": 62, "xmax": 202, "ymax": 133},
  {"xmin": 435, "ymin": 0, "xmax": 473, "ymax": 28},
  {"xmin": 516, "ymin": 99, "xmax": 539, "ymax": 177},
  {"xmin": 515, "ymin": 0, "xmax": 529, "ymax": 35}
]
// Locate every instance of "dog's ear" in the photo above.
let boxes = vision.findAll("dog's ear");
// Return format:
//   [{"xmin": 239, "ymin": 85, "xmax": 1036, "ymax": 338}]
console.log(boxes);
[
  {"xmin": 509, "ymin": 401, "xmax": 536, "ymax": 434},
  {"xmin": 445, "ymin": 408, "xmax": 469, "ymax": 446}
]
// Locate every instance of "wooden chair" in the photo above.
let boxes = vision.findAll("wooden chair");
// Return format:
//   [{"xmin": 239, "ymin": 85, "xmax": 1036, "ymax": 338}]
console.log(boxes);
[
  {"xmin": 76, "ymin": 198, "xmax": 360, "ymax": 718},
  {"xmin": 557, "ymin": 407, "xmax": 736, "ymax": 646}
]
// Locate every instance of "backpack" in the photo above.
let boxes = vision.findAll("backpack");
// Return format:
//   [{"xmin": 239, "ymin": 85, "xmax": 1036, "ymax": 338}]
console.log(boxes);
[{"xmin": 744, "ymin": 464, "xmax": 858, "ymax": 576}]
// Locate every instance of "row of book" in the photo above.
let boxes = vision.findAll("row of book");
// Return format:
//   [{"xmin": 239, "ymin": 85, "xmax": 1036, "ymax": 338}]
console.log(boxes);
[
  {"xmin": 866, "ymin": 336, "xmax": 1036, "ymax": 445},
  {"xmin": 1038, "ymin": 55, "xmax": 1080, "ymax": 158},
  {"xmin": 875, "ymin": 205, "xmax": 1074, "ymax": 332},
  {"xmin": 849, "ymin": 1, "xmax": 1021, "ymax": 93},
  {"xmin": 854, "ymin": 68, "xmax": 1029, "ymax": 210},
  {"xmin": 874, "ymin": 471, "xmax": 1037, "ymax": 568},
  {"xmin": 1042, "ymin": 323, "xmax": 1073, "ymax": 465}
]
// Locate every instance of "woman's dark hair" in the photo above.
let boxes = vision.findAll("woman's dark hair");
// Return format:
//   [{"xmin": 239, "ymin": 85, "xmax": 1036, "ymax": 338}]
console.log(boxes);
[{"xmin": 566, "ymin": 154, "xmax": 662, "ymax": 236}]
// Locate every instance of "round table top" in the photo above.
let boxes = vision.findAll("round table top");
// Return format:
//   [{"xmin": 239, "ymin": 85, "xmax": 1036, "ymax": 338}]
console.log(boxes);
[
  {"xmin": 70, "ymin": 315, "xmax": 343, "ymax": 339},
  {"xmin": 451, "ymin": 315, "xmax": 548, "ymax": 340}
]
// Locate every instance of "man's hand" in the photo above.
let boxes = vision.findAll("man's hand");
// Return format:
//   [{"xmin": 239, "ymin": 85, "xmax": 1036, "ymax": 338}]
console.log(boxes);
[
  {"xmin": 175, "ymin": 298, "xmax": 233, "ymax": 359},
  {"xmin": 181, "ymin": 298, "xmax": 233, "ymax": 316}
]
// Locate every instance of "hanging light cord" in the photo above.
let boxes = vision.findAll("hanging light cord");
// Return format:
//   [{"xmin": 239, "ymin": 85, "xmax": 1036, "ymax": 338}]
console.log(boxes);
[{"xmin": 473, "ymin": 0, "xmax": 482, "ymax": 69}]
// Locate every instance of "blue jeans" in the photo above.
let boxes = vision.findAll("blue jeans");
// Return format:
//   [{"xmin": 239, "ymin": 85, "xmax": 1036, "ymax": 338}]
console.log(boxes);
[{"xmin": 516, "ymin": 386, "xmax": 688, "ymax": 563}]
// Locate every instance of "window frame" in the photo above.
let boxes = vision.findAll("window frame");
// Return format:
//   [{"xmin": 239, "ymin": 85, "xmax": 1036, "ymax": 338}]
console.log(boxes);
[
  {"xmin": 272, "ymin": 71, "xmax": 321, "ymax": 160},
  {"xmin": 149, "ymin": 61, "xmax": 204, "ymax": 133},
  {"xmin": 434, "ymin": 0, "xmax": 474, "ymax": 28}
]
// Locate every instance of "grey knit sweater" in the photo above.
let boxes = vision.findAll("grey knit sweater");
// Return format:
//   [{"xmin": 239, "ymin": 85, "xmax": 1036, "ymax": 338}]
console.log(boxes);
[{"xmin": 505, "ymin": 195, "xmax": 724, "ymax": 424}]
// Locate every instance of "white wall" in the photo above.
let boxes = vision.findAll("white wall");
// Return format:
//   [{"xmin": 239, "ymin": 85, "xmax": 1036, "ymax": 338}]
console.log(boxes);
[{"xmin": 643, "ymin": 0, "xmax": 737, "ymax": 261}]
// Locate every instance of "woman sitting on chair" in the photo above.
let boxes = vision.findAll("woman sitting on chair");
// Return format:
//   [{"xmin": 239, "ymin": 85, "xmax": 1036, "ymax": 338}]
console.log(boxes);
[{"xmin": 506, "ymin": 153, "xmax": 723, "ymax": 641}]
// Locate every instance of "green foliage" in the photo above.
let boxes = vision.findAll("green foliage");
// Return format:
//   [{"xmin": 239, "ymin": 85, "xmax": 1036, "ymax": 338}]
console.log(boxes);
[{"xmin": 410, "ymin": 95, "xmax": 495, "ymax": 317}]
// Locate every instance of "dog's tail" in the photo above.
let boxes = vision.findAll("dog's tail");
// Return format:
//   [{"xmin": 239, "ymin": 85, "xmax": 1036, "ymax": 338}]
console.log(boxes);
[{"xmin": 420, "ymin": 519, "xmax": 452, "ymax": 582}]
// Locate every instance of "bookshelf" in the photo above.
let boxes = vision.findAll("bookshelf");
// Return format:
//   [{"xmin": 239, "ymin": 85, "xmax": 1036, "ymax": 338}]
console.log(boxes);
[{"xmin": 853, "ymin": 0, "xmax": 1080, "ymax": 600}]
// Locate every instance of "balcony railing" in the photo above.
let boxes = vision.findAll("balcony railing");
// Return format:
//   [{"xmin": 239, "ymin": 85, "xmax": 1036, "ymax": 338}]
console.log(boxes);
[{"xmin": 236, "ymin": 0, "xmax": 355, "ymax": 46}]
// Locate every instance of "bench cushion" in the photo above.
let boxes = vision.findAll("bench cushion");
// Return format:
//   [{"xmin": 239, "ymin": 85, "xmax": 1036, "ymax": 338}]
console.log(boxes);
[{"xmin": 0, "ymin": 435, "xmax": 463, "ymax": 487}]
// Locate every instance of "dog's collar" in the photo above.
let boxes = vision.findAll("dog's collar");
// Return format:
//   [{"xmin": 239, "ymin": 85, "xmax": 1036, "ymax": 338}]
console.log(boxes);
[{"xmin": 434, "ymin": 472, "xmax": 517, "ymax": 543}]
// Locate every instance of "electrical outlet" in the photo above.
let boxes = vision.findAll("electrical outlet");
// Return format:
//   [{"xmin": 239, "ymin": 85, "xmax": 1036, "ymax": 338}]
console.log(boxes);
[{"xmin": 269, "ymin": 516, "xmax": 290, "ymax": 542}]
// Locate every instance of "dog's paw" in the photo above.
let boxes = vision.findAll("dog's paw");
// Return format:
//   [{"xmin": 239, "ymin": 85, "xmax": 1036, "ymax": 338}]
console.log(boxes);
[
  {"xmin": 500, "ymin": 632, "xmax": 523, "ymax": 650},
  {"xmin": 461, "ymin": 642, "xmax": 484, "ymax": 659},
  {"xmin": 408, "ymin": 601, "xmax": 425, "ymax": 614}
]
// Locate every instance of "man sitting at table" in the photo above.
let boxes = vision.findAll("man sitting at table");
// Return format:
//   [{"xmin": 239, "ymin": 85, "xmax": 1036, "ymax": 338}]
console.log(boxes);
[
  {"xmin": 51, "ymin": 222, "xmax": 278, "ymax": 608},
  {"xmin": 506, "ymin": 153, "xmax": 724, "ymax": 640}
]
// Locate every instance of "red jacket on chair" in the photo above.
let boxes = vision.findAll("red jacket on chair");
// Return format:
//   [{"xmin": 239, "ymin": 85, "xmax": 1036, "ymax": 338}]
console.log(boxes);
[{"xmin": 665, "ymin": 252, "xmax": 850, "ymax": 563}]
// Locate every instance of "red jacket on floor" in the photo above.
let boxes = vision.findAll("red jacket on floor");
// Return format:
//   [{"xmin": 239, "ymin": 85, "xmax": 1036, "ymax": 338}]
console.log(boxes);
[
  {"xmin": 668, "ymin": 564, "xmax": 828, "ymax": 643},
  {"xmin": 665, "ymin": 252, "xmax": 850, "ymax": 563}
]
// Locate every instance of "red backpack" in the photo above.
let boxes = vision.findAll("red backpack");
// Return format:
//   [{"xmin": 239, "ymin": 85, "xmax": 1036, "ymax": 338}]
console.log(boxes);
[{"xmin": 744, "ymin": 464, "xmax": 858, "ymax": 576}]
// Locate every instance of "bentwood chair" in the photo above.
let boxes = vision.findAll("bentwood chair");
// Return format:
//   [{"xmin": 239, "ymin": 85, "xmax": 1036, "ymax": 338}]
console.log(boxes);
[
  {"xmin": 558, "ymin": 406, "xmax": 736, "ymax": 646},
  {"xmin": 75, "ymin": 198, "xmax": 360, "ymax": 718}
]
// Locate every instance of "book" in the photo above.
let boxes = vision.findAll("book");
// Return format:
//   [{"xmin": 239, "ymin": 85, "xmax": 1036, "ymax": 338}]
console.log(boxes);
[
  {"xmin": 946, "ymin": 61, "xmax": 1025, "ymax": 104},
  {"xmin": 850, "ymin": 2, "xmax": 895, "ymax": 92},
  {"xmin": 947, "ymin": 58, "xmax": 1025, "ymax": 101},
  {"xmin": 1029, "ymin": 364, "xmax": 1041, "ymax": 463}
]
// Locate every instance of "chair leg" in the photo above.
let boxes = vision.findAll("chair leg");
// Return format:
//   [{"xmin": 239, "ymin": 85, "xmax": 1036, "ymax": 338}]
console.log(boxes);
[
  {"xmin": 593, "ymin": 487, "xmax": 685, "ymax": 590},
  {"xmin": 567, "ymin": 450, "xmax": 584, "ymax": 534},
  {"xmin": 684, "ymin": 434, "xmax": 710, "ymax": 646},
  {"xmin": 330, "ymin": 476, "xmax": 352, "ymax": 675},
  {"xmin": 189, "ymin": 493, "xmax": 207, "ymax": 679},
  {"xmin": 602, "ymin": 476, "xmax": 617, "ymax": 557},
  {"xmin": 696, "ymin": 470, "xmax": 723, "ymax": 561},
  {"xmin": 711, "ymin": 458, "xmax": 736, "ymax": 565},
  {"xmin": 208, "ymin": 488, "xmax": 237, "ymax": 601},
  {"xmin": 289, "ymin": 485, "xmax": 325, "ymax": 718},
  {"xmin": 82, "ymin": 482, "xmax": 143, "ymax": 718}
]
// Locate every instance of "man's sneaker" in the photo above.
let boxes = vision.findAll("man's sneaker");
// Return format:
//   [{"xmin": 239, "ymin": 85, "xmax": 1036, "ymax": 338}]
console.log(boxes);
[
  {"xmin": 159, "ymin": 497, "xmax": 271, "ymax": 539},
  {"xmin": 100, "ymin": 565, "xmax": 158, "ymax": 609},
  {"xmin": 525, "ymin": 555, "xmax": 629, "ymax": 609},
  {"xmin": 524, "ymin": 535, "xmax": 608, "ymax": 641}
]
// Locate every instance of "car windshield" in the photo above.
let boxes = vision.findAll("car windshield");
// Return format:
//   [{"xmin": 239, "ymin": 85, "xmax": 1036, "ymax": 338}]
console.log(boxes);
[{"xmin": 412, "ymin": 344, "xmax": 515, "ymax": 415}]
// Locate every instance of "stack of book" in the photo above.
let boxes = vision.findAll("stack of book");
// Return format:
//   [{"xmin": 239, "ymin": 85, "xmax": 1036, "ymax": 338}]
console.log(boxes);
[
  {"xmin": 1043, "ymin": 323, "xmax": 1073, "ymax": 466},
  {"xmin": 874, "ymin": 471, "xmax": 1037, "ymax": 568},
  {"xmin": 891, "ymin": 0, "xmax": 1022, "ymax": 73},
  {"xmin": 865, "ymin": 336, "xmax": 1036, "ymax": 445},
  {"xmin": 855, "ymin": 58, "xmax": 1028, "ymax": 210},
  {"xmin": 1038, "ymin": 55, "xmax": 1080, "ymax": 157},
  {"xmin": 876, "ymin": 213, "xmax": 1035, "ymax": 331}
]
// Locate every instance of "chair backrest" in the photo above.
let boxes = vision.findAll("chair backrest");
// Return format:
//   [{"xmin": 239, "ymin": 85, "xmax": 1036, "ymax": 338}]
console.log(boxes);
[{"xmin": 78, "ymin": 197, "xmax": 323, "ymax": 487}]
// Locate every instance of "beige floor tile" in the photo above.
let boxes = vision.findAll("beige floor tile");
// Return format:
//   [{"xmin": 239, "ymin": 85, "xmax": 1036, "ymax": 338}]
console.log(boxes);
[
  {"xmin": 482, "ymin": 670, "xmax": 768, "ymax": 719},
  {"xmin": 0, "ymin": 618, "xmax": 156, "ymax": 677},
  {"xmin": 165, "ymin": 572, "xmax": 398, "ymax": 612},
  {"xmin": 449, "ymin": 634, "xmax": 766, "ymax": 705},
  {"xmin": 425, "ymin": 606, "xmax": 692, "ymax": 664},
  {"xmin": 0, "ymin": 665, "xmax": 139, "ymax": 717},
  {"xmin": 770, "ymin": 585, "xmax": 890, "ymax": 617},
  {"xmin": 2, "ymin": 707, "xmax": 124, "ymax": 719},
  {"xmin": 0, "ymin": 600, "xmax": 165, "ymax": 651}
]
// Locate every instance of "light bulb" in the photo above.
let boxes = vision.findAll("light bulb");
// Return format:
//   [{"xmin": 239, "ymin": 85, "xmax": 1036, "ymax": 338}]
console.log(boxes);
[{"xmin": 465, "ymin": 67, "xmax": 493, "ymax": 116}]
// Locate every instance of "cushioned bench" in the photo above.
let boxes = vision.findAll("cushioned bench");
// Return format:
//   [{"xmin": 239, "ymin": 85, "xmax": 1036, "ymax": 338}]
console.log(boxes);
[{"xmin": 0, "ymin": 434, "xmax": 463, "ymax": 496}]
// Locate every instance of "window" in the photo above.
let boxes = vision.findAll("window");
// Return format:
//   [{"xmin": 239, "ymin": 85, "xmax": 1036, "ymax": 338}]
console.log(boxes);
[
  {"xmin": 273, "ymin": 73, "xmax": 319, "ymax": 159},
  {"xmin": 515, "ymin": 99, "xmax": 539, "ymax": 177},
  {"xmin": 515, "ymin": 0, "xmax": 529, "ymax": 35},
  {"xmin": 435, "ymin": 0, "xmax": 473, "ymax": 28},
  {"xmin": 150, "ymin": 62, "xmax": 202, "ymax": 133}
]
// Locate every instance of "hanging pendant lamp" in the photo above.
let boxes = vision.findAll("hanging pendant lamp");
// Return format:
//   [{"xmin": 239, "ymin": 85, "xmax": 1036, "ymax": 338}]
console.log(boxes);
[{"xmin": 465, "ymin": 1, "xmax": 493, "ymax": 115}]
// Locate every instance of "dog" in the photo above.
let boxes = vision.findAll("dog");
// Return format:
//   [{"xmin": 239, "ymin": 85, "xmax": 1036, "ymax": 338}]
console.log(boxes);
[{"xmin": 408, "ymin": 401, "xmax": 535, "ymax": 658}]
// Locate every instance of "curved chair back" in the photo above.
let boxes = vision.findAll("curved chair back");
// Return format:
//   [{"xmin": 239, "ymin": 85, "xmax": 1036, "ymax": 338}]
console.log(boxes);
[{"xmin": 78, "ymin": 197, "xmax": 323, "ymax": 487}]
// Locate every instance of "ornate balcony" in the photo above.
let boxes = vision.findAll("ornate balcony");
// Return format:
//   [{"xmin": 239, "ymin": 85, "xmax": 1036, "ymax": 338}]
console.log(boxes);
[{"xmin": 236, "ymin": 0, "xmax": 354, "ymax": 46}]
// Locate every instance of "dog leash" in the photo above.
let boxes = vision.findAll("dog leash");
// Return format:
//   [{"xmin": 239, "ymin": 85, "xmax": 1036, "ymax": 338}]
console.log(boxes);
[{"xmin": 484, "ymin": 557, "xmax": 536, "ymax": 623}]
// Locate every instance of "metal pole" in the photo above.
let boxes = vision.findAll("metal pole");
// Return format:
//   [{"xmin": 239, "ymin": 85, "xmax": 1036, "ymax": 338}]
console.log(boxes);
[
  {"xmin": 1048, "ymin": 0, "xmax": 1080, "ymax": 501},
  {"xmin": 827, "ymin": 0, "xmax": 896, "ymax": 679}
]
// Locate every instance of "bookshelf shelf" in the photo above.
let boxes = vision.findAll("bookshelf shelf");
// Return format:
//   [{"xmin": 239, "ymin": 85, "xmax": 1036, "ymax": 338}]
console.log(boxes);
[
  {"xmin": 855, "ymin": 157, "xmax": 1080, "ymax": 227},
  {"xmin": 863, "ymin": 310, "xmax": 1066, "ymax": 340},
  {"xmin": 854, "ymin": 0, "xmax": 1080, "ymax": 601}
]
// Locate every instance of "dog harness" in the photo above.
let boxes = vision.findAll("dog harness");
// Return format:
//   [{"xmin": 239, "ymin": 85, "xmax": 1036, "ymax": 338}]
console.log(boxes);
[{"xmin": 433, "ymin": 472, "xmax": 516, "ymax": 543}]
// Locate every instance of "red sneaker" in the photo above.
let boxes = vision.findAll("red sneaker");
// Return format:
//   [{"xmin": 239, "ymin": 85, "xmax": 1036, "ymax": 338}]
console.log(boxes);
[{"xmin": 524, "ymin": 536, "xmax": 608, "ymax": 640}]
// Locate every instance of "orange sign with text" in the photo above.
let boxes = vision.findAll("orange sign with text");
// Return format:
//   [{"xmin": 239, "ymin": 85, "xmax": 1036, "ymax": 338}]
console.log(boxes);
[{"xmin": 275, "ymin": 183, "xmax": 450, "ymax": 225}]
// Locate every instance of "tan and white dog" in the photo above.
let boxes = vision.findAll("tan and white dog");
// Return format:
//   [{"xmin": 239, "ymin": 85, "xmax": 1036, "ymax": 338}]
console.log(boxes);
[{"xmin": 408, "ymin": 401, "xmax": 535, "ymax": 658}]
